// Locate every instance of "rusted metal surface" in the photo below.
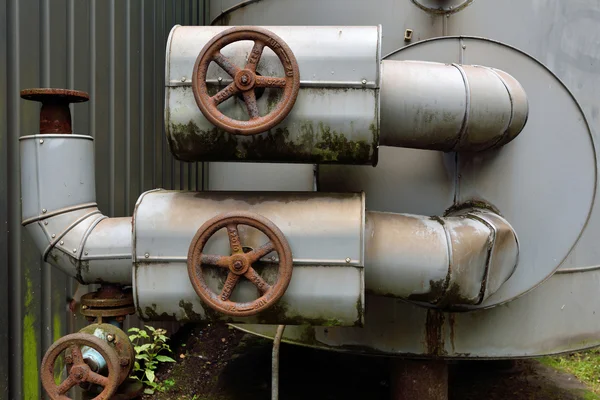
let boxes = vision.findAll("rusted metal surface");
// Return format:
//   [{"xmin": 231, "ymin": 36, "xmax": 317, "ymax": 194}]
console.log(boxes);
[
  {"xmin": 80, "ymin": 286, "xmax": 135, "ymax": 322},
  {"xmin": 41, "ymin": 332, "xmax": 121, "ymax": 400},
  {"xmin": 192, "ymin": 26, "xmax": 300, "ymax": 136},
  {"xmin": 78, "ymin": 323, "xmax": 134, "ymax": 387},
  {"xmin": 166, "ymin": 25, "xmax": 379, "ymax": 164},
  {"xmin": 187, "ymin": 211, "xmax": 293, "ymax": 317},
  {"xmin": 20, "ymin": 88, "xmax": 89, "ymax": 134},
  {"xmin": 390, "ymin": 359, "xmax": 448, "ymax": 400}
]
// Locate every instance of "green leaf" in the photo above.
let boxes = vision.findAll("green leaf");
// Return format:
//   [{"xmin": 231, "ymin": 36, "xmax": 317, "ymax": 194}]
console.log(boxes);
[
  {"xmin": 143, "ymin": 388, "xmax": 155, "ymax": 395},
  {"xmin": 139, "ymin": 331, "xmax": 150, "ymax": 339},
  {"xmin": 156, "ymin": 355, "xmax": 176, "ymax": 363},
  {"xmin": 133, "ymin": 361, "xmax": 141, "ymax": 371},
  {"xmin": 128, "ymin": 334, "xmax": 139, "ymax": 342},
  {"xmin": 135, "ymin": 344, "xmax": 151, "ymax": 353},
  {"xmin": 145, "ymin": 369, "xmax": 155, "ymax": 383},
  {"xmin": 135, "ymin": 354, "xmax": 149, "ymax": 360},
  {"xmin": 128, "ymin": 327, "xmax": 140, "ymax": 333},
  {"xmin": 146, "ymin": 325, "xmax": 156, "ymax": 332}
]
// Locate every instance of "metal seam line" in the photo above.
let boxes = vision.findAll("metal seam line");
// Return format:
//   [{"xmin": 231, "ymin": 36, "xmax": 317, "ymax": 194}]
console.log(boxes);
[
  {"xmin": 76, "ymin": 214, "xmax": 108, "ymax": 260},
  {"xmin": 21, "ymin": 203, "xmax": 99, "ymax": 226},
  {"xmin": 41, "ymin": 210, "xmax": 103, "ymax": 260}
]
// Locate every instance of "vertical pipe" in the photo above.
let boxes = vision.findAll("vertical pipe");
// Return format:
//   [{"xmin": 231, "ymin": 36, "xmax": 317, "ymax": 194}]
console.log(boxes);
[
  {"xmin": 90, "ymin": 0, "xmax": 96, "ymax": 138},
  {"xmin": 109, "ymin": 0, "xmax": 115, "ymax": 216},
  {"xmin": 125, "ymin": 0, "xmax": 131, "ymax": 211},
  {"xmin": 7, "ymin": 0, "xmax": 23, "ymax": 397},
  {"xmin": 271, "ymin": 325, "xmax": 285, "ymax": 400},
  {"xmin": 139, "ymin": 0, "xmax": 145, "ymax": 193},
  {"xmin": 39, "ymin": 0, "xmax": 53, "ymax": 383}
]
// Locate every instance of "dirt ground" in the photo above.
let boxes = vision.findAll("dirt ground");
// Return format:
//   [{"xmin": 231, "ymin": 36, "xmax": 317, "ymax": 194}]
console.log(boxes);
[{"xmin": 143, "ymin": 322, "xmax": 598, "ymax": 400}]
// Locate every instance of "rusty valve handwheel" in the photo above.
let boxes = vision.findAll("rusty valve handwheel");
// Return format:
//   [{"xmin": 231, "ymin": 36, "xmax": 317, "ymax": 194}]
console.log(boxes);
[
  {"xmin": 191, "ymin": 26, "xmax": 301, "ymax": 135},
  {"xmin": 187, "ymin": 211, "xmax": 293, "ymax": 317},
  {"xmin": 41, "ymin": 332, "xmax": 121, "ymax": 400}
]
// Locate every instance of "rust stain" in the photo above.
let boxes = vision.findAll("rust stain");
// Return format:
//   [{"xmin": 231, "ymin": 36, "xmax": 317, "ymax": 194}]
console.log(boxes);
[
  {"xmin": 425, "ymin": 309, "xmax": 446, "ymax": 356},
  {"xmin": 20, "ymin": 88, "xmax": 89, "ymax": 134}
]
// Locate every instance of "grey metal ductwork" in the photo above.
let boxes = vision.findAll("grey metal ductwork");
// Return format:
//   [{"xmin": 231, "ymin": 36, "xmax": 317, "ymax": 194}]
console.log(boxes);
[
  {"xmin": 365, "ymin": 209, "xmax": 519, "ymax": 307},
  {"xmin": 20, "ymin": 134, "xmax": 132, "ymax": 285},
  {"xmin": 379, "ymin": 60, "xmax": 529, "ymax": 152}
]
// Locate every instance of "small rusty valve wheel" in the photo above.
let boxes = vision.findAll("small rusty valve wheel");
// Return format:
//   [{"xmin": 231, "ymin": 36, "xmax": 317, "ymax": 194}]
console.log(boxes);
[
  {"xmin": 187, "ymin": 211, "xmax": 293, "ymax": 317},
  {"xmin": 41, "ymin": 332, "xmax": 121, "ymax": 400},
  {"xmin": 191, "ymin": 26, "xmax": 301, "ymax": 135}
]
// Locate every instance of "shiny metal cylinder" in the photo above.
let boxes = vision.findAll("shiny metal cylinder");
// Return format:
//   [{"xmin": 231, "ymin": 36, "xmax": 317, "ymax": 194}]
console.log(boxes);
[{"xmin": 380, "ymin": 60, "xmax": 528, "ymax": 151}]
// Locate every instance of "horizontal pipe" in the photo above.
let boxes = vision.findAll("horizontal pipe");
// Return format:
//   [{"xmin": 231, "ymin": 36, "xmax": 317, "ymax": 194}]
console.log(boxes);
[
  {"xmin": 379, "ymin": 60, "xmax": 529, "ymax": 152},
  {"xmin": 365, "ymin": 208, "xmax": 519, "ymax": 307}
]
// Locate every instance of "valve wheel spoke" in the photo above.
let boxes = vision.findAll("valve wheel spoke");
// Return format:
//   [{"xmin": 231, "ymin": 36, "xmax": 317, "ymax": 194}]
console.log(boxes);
[
  {"xmin": 56, "ymin": 374, "xmax": 77, "ymax": 394},
  {"xmin": 244, "ymin": 267, "xmax": 272, "ymax": 294},
  {"xmin": 211, "ymin": 82, "xmax": 239, "ymax": 106},
  {"xmin": 255, "ymin": 76, "xmax": 287, "ymax": 88},
  {"xmin": 227, "ymin": 224, "xmax": 244, "ymax": 254},
  {"xmin": 242, "ymin": 90, "xmax": 260, "ymax": 120},
  {"xmin": 212, "ymin": 52, "xmax": 241, "ymax": 77},
  {"xmin": 246, "ymin": 40, "xmax": 265, "ymax": 72},
  {"xmin": 220, "ymin": 272, "xmax": 240, "ymax": 301},
  {"xmin": 69, "ymin": 345, "xmax": 84, "ymax": 365},
  {"xmin": 201, "ymin": 254, "xmax": 230, "ymax": 268},
  {"xmin": 87, "ymin": 371, "xmax": 109, "ymax": 387},
  {"xmin": 248, "ymin": 242, "xmax": 275, "ymax": 263}
]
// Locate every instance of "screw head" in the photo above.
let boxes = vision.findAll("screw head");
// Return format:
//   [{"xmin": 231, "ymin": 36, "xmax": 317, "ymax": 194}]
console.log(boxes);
[
  {"xmin": 233, "ymin": 260, "xmax": 244, "ymax": 271},
  {"xmin": 241, "ymin": 75, "xmax": 249, "ymax": 84},
  {"xmin": 218, "ymin": 77, "xmax": 223, "ymax": 83},
  {"xmin": 144, "ymin": 253, "xmax": 149, "ymax": 258},
  {"xmin": 361, "ymin": 79, "xmax": 367, "ymax": 85},
  {"xmin": 106, "ymin": 334, "xmax": 115, "ymax": 342},
  {"xmin": 345, "ymin": 257, "xmax": 351, "ymax": 263},
  {"xmin": 181, "ymin": 76, "xmax": 186, "ymax": 82},
  {"xmin": 73, "ymin": 248, "xmax": 77, "ymax": 253},
  {"xmin": 39, "ymin": 139, "xmax": 44, "ymax": 144},
  {"xmin": 462, "ymin": 44, "xmax": 466, "ymax": 49},
  {"xmin": 42, "ymin": 208, "xmax": 47, "ymax": 213},
  {"xmin": 120, "ymin": 358, "xmax": 130, "ymax": 366},
  {"xmin": 84, "ymin": 251, "xmax": 88, "ymax": 256},
  {"xmin": 60, "ymin": 240, "xmax": 64, "ymax": 245},
  {"xmin": 51, "ymin": 234, "xmax": 55, "ymax": 238}
]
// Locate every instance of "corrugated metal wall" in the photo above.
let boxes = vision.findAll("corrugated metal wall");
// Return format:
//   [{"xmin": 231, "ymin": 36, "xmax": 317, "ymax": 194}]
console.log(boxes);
[{"xmin": 0, "ymin": 1, "xmax": 205, "ymax": 398}]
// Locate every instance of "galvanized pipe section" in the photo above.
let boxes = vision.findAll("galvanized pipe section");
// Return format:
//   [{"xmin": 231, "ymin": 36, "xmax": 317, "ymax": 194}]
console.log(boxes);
[
  {"xmin": 20, "ymin": 135, "xmax": 133, "ymax": 285},
  {"xmin": 365, "ymin": 209, "xmax": 519, "ymax": 307},
  {"xmin": 379, "ymin": 60, "xmax": 528, "ymax": 152}
]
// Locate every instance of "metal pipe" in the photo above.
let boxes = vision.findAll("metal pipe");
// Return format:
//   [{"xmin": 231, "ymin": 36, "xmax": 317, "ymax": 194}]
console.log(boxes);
[
  {"xmin": 364, "ymin": 208, "xmax": 519, "ymax": 307},
  {"xmin": 380, "ymin": 60, "xmax": 529, "ymax": 152},
  {"xmin": 272, "ymin": 324, "xmax": 285, "ymax": 400},
  {"xmin": 20, "ymin": 134, "xmax": 133, "ymax": 285}
]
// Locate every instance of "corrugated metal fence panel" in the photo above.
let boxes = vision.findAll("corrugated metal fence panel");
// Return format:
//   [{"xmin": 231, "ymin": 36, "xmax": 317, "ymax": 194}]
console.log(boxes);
[{"xmin": 1, "ymin": 1, "xmax": 206, "ymax": 399}]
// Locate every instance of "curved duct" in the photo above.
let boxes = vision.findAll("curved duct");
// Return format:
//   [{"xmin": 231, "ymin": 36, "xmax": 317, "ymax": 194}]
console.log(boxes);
[
  {"xmin": 365, "ymin": 209, "xmax": 519, "ymax": 307},
  {"xmin": 20, "ymin": 134, "xmax": 132, "ymax": 285},
  {"xmin": 380, "ymin": 60, "xmax": 529, "ymax": 152}
]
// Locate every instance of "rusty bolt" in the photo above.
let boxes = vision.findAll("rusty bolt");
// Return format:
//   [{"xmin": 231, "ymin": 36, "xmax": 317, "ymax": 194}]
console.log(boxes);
[
  {"xmin": 106, "ymin": 334, "xmax": 115, "ymax": 342},
  {"xmin": 20, "ymin": 88, "xmax": 89, "ymax": 134},
  {"xmin": 120, "ymin": 358, "xmax": 130, "ymax": 367},
  {"xmin": 74, "ymin": 372, "xmax": 83, "ymax": 380},
  {"xmin": 241, "ymin": 75, "xmax": 249, "ymax": 84},
  {"xmin": 233, "ymin": 260, "xmax": 244, "ymax": 271}
]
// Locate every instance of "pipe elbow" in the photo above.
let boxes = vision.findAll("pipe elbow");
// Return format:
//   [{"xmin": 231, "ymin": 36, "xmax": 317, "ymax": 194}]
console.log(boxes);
[
  {"xmin": 365, "ymin": 208, "xmax": 519, "ymax": 308},
  {"xmin": 20, "ymin": 134, "xmax": 132, "ymax": 285}
]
